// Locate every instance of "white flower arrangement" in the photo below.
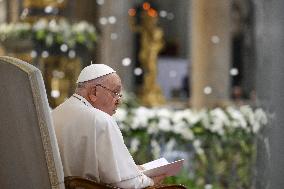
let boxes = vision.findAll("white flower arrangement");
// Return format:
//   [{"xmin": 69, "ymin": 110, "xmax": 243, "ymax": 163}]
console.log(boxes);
[
  {"xmin": 115, "ymin": 105, "xmax": 267, "ymax": 134},
  {"xmin": 32, "ymin": 18, "xmax": 97, "ymax": 51},
  {"xmin": 0, "ymin": 19, "xmax": 97, "ymax": 53},
  {"xmin": 0, "ymin": 22, "xmax": 32, "ymax": 41},
  {"xmin": 114, "ymin": 103, "xmax": 268, "ymax": 187},
  {"xmin": 114, "ymin": 105, "xmax": 268, "ymax": 157}
]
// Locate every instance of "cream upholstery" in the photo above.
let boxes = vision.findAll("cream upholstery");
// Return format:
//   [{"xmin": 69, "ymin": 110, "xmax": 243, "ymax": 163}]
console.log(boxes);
[{"xmin": 0, "ymin": 56, "xmax": 65, "ymax": 189}]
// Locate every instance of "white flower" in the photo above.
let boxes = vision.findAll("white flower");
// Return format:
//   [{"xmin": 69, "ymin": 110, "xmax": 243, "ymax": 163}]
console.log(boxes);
[
  {"xmin": 211, "ymin": 119, "xmax": 225, "ymax": 135},
  {"xmin": 72, "ymin": 21, "xmax": 95, "ymax": 33},
  {"xmin": 193, "ymin": 139, "xmax": 201, "ymax": 148},
  {"xmin": 193, "ymin": 139, "xmax": 204, "ymax": 155},
  {"xmin": 174, "ymin": 123, "xmax": 194, "ymax": 140},
  {"xmin": 252, "ymin": 122, "xmax": 260, "ymax": 134},
  {"xmin": 172, "ymin": 110, "xmax": 186, "ymax": 124},
  {"xmin": 200, "ymin": 109, "xmax": 211, "ymax": 129},
  {"xmin": 131, "ymin": 118, "xmax": 141, "ymax": 130},
  {"xmin": 155, "ymin": 108, "xmax": 172, "ymax": 118},
  {"xmin": 240, "ymin": 105, "xmax": 256, "ymax": 127},
  {"xmin": 227, "ymin": 107, "xmax": 247, "ymax": 129},
  {"xmin": 254, "ymin": 108, "xmax": 268, "ymax": 125},
  {"xmin": 158, "ymin": 117, "xmax": 171, "ymax": 132},
  {"xmin": 45, "ymin": 33, "xmax": 53, "ymax": 46},
  {"xmin": 151, "ymin": 140, "xmax": 161, "ymax": 159},
  {"xmin": 204, "ymin": 184, "xmax": 213, "ymax": 189},
  {"xmin": 165, "ymin": 139, "xmax": 176, "ymax": 152},
  {"xmin": 0, "ymin": 22, "xmax": 32, "ymax": 40},
  {"xmin": 33, "ymin": 19, "xmax": 48, "ymax": 31},
  {"xmin": 209, "ymin": 108, "xmax": 230, "ymax": 135},
  {"xmin": 114, "ymin": 108, "xmax": 127, "ymax": 122},
  {"xmin": 130, "ymin": 138, "xmax": 140, "ymax": 153},
  {"xmin": 196, "ymin": 147, "xmax": 204, "ymax": 155},
  {"xmin": 211, "ymin": 108, "xmax": 230, "ymax": 125},
  {"xmin": 48, "ymin": 19, "xmax": 60, "ymax": 32},
  {"xmin": 184, "ymin": 109, "xmax": 202, "ymax": 125},
  {"xmin": 147, "ymin": 121, "xmax": 159, "ymax": 134},
  {"xmin": 132, "ymin": 107, "xmax": 154, "ymax": 128},
  {"xmin": 172, "ymin": 122, "xmax": 185, "ymax": 134}
]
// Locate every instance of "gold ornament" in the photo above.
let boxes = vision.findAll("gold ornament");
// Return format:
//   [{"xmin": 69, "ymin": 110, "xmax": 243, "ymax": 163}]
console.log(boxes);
[{"xmin": 129, "ymin": 8, "xmax": 165, "ymax": 107}]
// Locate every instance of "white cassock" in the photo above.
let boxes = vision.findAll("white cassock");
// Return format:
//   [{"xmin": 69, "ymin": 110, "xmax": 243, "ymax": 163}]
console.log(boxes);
[{"xmin": 52, "ymin": 94, "xmax": 153, "ymax": 188}]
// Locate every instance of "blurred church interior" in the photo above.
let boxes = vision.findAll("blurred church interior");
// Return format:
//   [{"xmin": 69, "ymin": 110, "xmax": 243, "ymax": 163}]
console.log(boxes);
[
  {"xmin": 0, "ymin": 0, "xmax": 257, "ymax": 108},
  {"xmin": 1, "ymin": 0, "xmax": 284, "ymax": 188}
]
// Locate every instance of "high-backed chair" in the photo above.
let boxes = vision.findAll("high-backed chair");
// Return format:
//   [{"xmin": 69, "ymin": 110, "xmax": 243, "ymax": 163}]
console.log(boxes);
[
  {"xmin": 0, "ymin": 56, "xmax": 65, "ymax": 189},
  {"xmin": 0, "ymin": 56, "xmax": 187, "ymax": 189}
]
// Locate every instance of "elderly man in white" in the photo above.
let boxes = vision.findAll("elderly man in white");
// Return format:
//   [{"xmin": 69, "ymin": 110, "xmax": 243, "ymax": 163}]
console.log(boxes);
[{"xmin": 52, "ymin": 64, "xmax": 165, "ymax": 188}]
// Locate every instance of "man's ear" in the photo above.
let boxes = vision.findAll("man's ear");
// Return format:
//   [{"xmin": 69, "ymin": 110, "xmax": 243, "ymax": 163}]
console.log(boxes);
[{"xmin": 88, "ymin": 87, "xmax": 97, "ymax": 102}]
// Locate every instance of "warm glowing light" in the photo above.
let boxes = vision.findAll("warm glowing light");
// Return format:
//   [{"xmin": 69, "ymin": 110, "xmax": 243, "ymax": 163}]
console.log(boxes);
[
  {"xmin": 230, "ymin": 68, "xmax": 239, "ymax": 76},
  {"xmin": 60, "ymin": 44, "xmax": 68, "ymax": 52},
  {"xmin": 148, "ymin": 8, "xmax": 157, "ymax": 17},
  {"xmin": 134, "ymin": 68, "xmax": 143, "ymax": 76},
  {"xmin": 96, "ymin": 0, "xmax": 104, "ymax": 5},
  {"xmin": 108, "ymin": 16, "xmax": 116, "ymax": 24},
  {"xmin": 44, "ymin": 6, "xmax": 53, "ymax": 13},
  {"xmin": 41, "ymin": 51, "xmax": 49, "ymax": 58},
  {"xmin": 211, "ymin": 35, "xmax": 220, "ymax": 44},
  {"xmin": 68, "ymin": 50, "xmax": 76, "ymax": 58},
  {"xmin": 110, "ymin": 33, "xmax": 118, "ymax": 40},
  {"xmin": 159, "ymin": 10, "xmax": 167, "ymax": 18},
  {"xmin": 122, "ymin": 58, "xmax": 131, "ymax": 66},
  {"xmin": 204, "ymin": 86, "xmax": 212, "ymax": 95},
  {"xmin": 143, "ymin": 2, "xmax": 151, "ymax": 10},
  {"xmin": 128, "ymin": 8, "xmax": 136, "ymax": 17},
  {"xmin": 51, "ymin": 90, "xmax": 60, "ymax": 98},
  {"xmin": 99, "ymin": 17, "xmax": 108, "ymax": 25},
  {"xmin": 167, "ymin": 12, "xmax": 174, "ymax": 20},
  {"xmin": 30, "ymin": 50, "xmax": 37, "ymax": 58}
]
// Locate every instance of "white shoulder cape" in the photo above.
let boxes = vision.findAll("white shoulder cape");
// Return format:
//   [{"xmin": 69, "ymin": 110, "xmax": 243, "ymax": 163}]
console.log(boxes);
[{"xmin": 52, "ymin": 94, "xmax": 142, "ymax": 184}]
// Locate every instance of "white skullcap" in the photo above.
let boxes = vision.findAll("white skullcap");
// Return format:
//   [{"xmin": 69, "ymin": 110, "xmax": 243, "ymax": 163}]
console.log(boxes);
[{"xmin": 76, "ymin": 64, "xmax": 116, "ymax": 83}]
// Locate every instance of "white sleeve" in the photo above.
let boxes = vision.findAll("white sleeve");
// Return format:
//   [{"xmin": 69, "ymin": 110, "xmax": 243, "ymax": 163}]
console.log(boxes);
[
  {"xmin": 113, "ymin": 173, "xmax": 154, "ymax": 189},
  {"xmin": 95, "ymin": 113, "xmax": 153, "ymax": 188}
]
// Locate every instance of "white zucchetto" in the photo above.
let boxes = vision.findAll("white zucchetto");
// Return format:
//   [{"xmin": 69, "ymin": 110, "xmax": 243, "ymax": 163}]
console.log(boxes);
[{"xmin": 76, "ymin": 64, "xmax": 116, "ymax": 83}]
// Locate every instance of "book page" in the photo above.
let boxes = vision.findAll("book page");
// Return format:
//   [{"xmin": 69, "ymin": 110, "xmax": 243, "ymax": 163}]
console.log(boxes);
[
  {"xmin": 141, "ymin": 157, "xmax": 169, "ymax": 170},
  {"xmin": 142, "ymin": 159, "xmax": 184, "ymax": 178}
]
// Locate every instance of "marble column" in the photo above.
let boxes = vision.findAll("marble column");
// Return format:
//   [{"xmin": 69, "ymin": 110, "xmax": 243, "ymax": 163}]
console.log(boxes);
[
  {"xmin": 190, "ymin": 0, "xmax": 231, "ymax": 109},
  {"xmin": 254, "ymin": 1, "xmax": 284, "ymax": 189},
  {"xmin": 0, "ymin": 0, "xmax": 7, "ymax": 23},
  {"xmin": 7, "ymin": 0, "xmax": 19, "ymax": 22},
  {"xmin": 94, "ymin": 0, "xmax": 135, "ymax": 91}
]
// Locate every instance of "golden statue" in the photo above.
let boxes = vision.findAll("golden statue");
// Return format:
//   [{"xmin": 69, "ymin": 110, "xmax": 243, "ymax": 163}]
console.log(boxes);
[{"xmin": 129, "ymin": 7, "xmax": 165, "ymax": 106}]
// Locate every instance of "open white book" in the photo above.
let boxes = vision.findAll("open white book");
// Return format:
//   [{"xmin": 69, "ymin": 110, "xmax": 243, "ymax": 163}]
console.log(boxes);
[{"xmin": 141, "ymin": 158, "xmax": 184, "ymax": 177}]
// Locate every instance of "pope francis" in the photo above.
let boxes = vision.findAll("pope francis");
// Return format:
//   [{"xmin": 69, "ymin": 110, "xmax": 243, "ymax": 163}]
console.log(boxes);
[{"xmin": 52, "ymin": 64, "xmax": 164, "ymax": 188}]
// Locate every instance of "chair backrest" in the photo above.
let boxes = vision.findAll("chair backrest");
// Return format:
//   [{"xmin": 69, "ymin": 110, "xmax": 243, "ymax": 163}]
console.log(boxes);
[{"xmin": 0, "ymin": 56, "xmax": 65, "ymax": 189}]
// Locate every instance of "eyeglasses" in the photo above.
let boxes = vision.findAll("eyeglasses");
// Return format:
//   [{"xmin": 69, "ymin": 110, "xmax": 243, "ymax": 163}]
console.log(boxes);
[{"xmin": 95, "ymin": 84, "xmax": 123, "ymax": 99}]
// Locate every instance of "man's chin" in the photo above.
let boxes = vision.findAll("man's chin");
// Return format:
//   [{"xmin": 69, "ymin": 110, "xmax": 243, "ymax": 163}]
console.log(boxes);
[{"xmin": 111, "ymin": 109, "xmax": 116, "ymax": 115}]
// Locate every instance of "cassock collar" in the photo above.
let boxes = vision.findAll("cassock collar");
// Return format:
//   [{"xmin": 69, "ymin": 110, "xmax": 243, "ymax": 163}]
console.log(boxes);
[{"xmin": 72, "ymin": 93, "xmax": 93, "ymax": 107}]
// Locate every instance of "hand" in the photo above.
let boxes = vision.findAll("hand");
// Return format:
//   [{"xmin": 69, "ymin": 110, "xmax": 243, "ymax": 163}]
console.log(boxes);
[
  {"xmin": 151, "ymin": 174, "xmax": 167, "ymax": 185},
  {"xmin": 137, "ymin": 165, "xmax": 145, "ymax": 171}
]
